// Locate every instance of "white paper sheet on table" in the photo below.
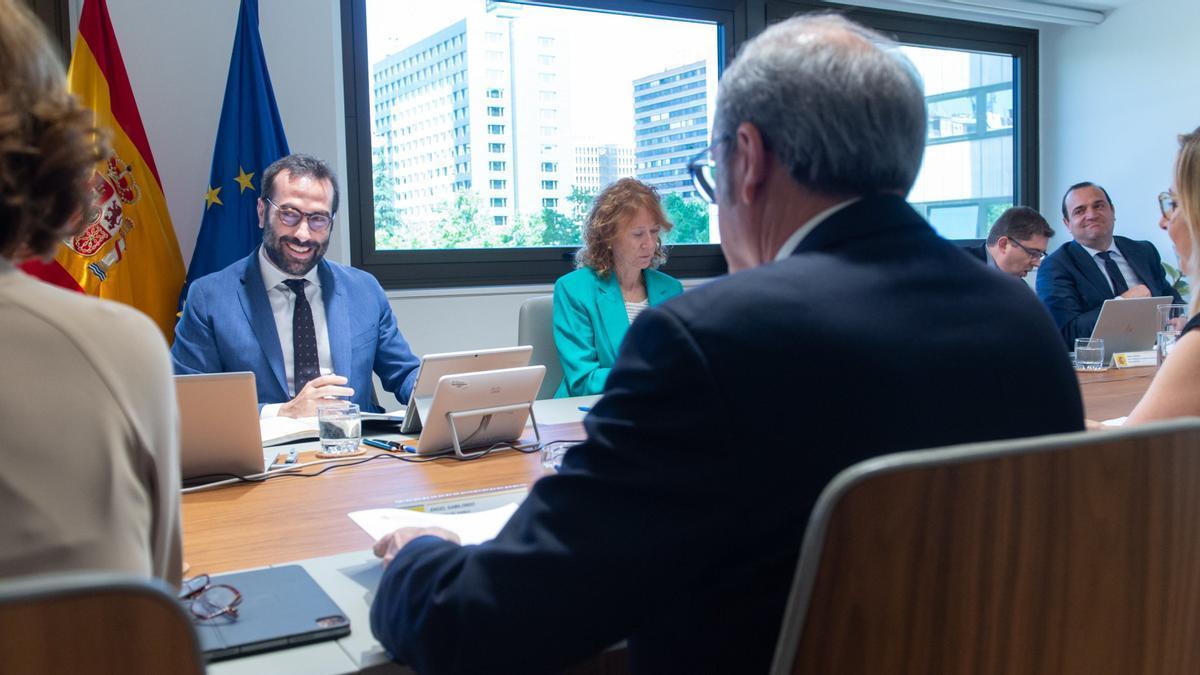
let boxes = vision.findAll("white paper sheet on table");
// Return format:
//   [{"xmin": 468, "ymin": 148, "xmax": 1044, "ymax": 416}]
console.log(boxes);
[
  {"xmin": 1103, "ymin": 416, "xmax": 1128, "ymax": 427},
  {"xmin": 348, "ymin": 503, "xmax": 519, "ymax": 545}
]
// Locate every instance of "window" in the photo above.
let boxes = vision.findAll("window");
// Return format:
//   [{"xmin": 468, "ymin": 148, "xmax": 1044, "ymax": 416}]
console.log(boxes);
[
  {"xmin": 487, "ymin": 106, "xmax": 505, "ymax": 116},
  {"xmin": 347, "ymin": 0, "xmax": 1032, "ymax": 288},
  {"xmin": 490, "ymin": 197, "xmax": 508, "ymax": 208},
  {"xmin": 541, "ymin": 162, "xmax": 557, "ymax": 172},
  {"xmin": 489, "ymin": 161, "xmax": 507, "ymax": 171}
]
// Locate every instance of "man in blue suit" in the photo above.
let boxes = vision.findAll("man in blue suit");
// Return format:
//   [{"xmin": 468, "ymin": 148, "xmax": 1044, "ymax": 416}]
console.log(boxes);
[
  {"xmin": 172, "ymin": 154, "xmax": 418, "ymax": 417},
  {"xmin": 368, "ymin": 15, "xmax": 1084, "ymax": 674},
  {"xmin": 1037, "ymin": 181, "xmax": 1182, "ymax": 346}
]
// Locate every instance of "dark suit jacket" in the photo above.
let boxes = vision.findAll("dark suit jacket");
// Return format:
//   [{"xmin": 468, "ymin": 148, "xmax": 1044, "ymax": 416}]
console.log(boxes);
[
  {"xmin": 962, "ymin": 241, "xmax": 989, "ymax": 264},
  {"xmin": 171, "ymin": 249, "xmax": 419, "ymax": 412},
  {"xmin": 1036, "ymin": 237, "xmax": 1182, "ymax": 346},
  {"xmin": 369, "ymin": 195, "xmax": 1085, "ymax": 674}
]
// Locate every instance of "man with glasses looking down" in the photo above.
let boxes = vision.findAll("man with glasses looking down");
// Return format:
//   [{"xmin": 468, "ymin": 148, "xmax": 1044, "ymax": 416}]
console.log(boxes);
[
  {"xmin": 965, "ymin": 205, "xmax": 1054, "ymax": 279},
  {"xmin": 1037, "ymin": 181, "xmax": 1183, "ymax": 346},
  {"xmin": 172, "ymin": 153, "xmax": 418, "ymax": 418},
  {"xmin": 367, "ymin": 13, "xmax": 1084, "ymax": 673}
]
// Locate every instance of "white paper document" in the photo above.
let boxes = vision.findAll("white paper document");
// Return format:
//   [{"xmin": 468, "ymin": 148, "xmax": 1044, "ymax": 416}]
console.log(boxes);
[{"xmin": 348, "ymin": 503, "xmax": 520, "ymax": 546}]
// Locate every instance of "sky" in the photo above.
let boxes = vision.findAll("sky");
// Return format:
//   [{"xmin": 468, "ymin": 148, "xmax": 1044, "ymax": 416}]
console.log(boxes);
[{"xmin": 366, "ymin": 0, "xmax": 719, "ymax": 148}]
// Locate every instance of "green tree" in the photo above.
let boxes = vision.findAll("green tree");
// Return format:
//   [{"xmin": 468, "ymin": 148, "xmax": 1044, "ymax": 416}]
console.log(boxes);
[
  {"xmin": 435, "ymin": 190, "xmax": 489, "ymax": 248},
  {"xmin": 372, "ymin": 157, "xmax": 407, "ymax": 250},
  {"xmin": 540, "ymin": 208, "xmax": 582, "ymax": 246},
  {"xmin": 568, "ymin": 186, "xmax": 595, "ymax": 230},
  {"xmin": 662, "ymin": 193, "xmax": 711, "ymax": 244}
]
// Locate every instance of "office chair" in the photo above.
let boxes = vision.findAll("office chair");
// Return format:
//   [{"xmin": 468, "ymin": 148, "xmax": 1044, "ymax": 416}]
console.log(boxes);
[
  {"xmin": 771, "ymin": 418, "xmax": 1200, "ymax": 675},
  {"xmin": 518, "ymin": 294, "xmax": 562, "ymax": 400},
  {"xmin": 0, "ymin": 572, "xmax": 204, "ymax": 674}
]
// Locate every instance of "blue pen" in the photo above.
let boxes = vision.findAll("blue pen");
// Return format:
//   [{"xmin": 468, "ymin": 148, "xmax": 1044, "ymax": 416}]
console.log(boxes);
[
  {"xmin": 577, "ymin": 405, "xmax": 591, "ymax": 412},
  {"xmin": 363, "ymin": 438, "xmax": 400, "ymax": 452}
]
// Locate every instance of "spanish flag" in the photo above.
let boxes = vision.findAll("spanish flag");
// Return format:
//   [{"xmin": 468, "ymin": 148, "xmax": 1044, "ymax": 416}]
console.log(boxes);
[{"xmin": 23, "ymin": 0, "xmax": 184, "ymax": 341}]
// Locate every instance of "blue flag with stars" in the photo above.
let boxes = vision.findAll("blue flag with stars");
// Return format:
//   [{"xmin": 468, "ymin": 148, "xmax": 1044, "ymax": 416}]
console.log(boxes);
[{"xmin": 181, "ymin": 0, "xmax": 289, "ymax": 307}]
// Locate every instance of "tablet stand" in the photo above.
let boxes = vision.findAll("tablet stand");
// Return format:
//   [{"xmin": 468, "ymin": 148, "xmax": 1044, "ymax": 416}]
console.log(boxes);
[{"xmin": 444, "ymin": 401, "xmax": 541, "ymax": 458}]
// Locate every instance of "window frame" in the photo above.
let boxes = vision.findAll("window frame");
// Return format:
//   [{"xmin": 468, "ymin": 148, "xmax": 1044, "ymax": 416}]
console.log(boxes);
[
  {"xmin": 341, "ymin": 0, "xmax": 736, "ymax": 289},
  {"xmin": 342, "ymin": 0, "xmax": 1037, "ymax": 289}
]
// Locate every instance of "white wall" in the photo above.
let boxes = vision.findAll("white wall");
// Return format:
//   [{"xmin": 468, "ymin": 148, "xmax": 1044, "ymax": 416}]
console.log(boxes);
[{"xmin": 1040, "ymin": 0, "xmax": 1200, "ymax": 269}]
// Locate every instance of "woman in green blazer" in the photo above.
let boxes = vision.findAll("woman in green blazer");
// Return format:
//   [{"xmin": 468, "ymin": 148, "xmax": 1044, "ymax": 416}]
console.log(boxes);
[{"xmin": 553, "ymin": 178, "xmax": 684, "ymax": 397}]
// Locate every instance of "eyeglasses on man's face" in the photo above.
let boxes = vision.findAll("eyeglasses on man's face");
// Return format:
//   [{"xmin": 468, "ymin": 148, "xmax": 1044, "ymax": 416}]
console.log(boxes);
[
  {"xmin": 264, "ymin": 197, "xmax": 333, "ymax": 232},
  {"xmin": 1159, "ymin": 191, "xmax": 1178, "ymax": 219},
  {"xmin": 179, "ymin": 574, "xmax": 243, "ymax": 621},
  {"xmin": 1005, "ymin": 236, "xmax": 1046, "ymax": 260},
  {"xmin": 687, "ymin": 136, "xmax": 730, "ymax": 204}
]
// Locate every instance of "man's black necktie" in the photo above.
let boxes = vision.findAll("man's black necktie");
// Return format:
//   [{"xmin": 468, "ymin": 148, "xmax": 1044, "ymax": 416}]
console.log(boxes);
[
  {"xmin": 1097, "ymin": 251, "xmax": 1130, "ymax": 297},
  {"xmin": 283, "ymin": 279, "xmax": 319, "ymax": 394}
]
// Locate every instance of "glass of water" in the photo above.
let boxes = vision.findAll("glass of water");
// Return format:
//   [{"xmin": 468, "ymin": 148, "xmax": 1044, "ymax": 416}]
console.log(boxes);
[
  {"xmin": 317, "ymin": 402, "xmax": 361, "ymax": 455},
  {"xmin": 1074, "ymin": 337, "xmax": 1106, "ymax": 370},
  {"xmin": 1157, "ymin": 330, "xmax": 1181, "ymax": 366}
]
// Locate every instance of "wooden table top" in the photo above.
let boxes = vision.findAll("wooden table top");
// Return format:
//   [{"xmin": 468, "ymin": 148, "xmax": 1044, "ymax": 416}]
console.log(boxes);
[
  {"xmin": 183, "ymin": 423, "xmax": 581, "ymax": 574},
  {"xmin": 184, "ymin": 372, "xmax": 1159, "ymax": 574}
]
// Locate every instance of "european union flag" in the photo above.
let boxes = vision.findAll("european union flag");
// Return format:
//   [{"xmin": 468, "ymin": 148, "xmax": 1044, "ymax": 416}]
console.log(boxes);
[{"xmin": 181, "ymin": 0, "xmax": 289, "ymax": 307}]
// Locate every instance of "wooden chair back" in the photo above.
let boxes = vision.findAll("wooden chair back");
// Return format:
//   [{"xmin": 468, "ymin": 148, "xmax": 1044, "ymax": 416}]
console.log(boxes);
[
  {"xmin": 0, "ymin": 572, "xmax": 203, "ymax": 674},
  {"xmin": 771, "ymin": 418, "xmax": 1200, "ymax": 675}
]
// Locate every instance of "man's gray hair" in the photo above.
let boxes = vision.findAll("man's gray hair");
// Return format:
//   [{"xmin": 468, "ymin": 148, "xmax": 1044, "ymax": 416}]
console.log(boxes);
[{"xmin": 714, "ymin": 13, "xmax": 927, "ymax": 196}]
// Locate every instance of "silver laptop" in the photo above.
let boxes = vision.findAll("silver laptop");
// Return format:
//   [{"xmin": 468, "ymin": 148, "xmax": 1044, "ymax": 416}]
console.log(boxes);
[
  {"xmin": 175, "ymin": 372, "xmax": 266, "ymax": 481},
  {"xmin": 1091, "ymin": 295, "xmax": 1174, "ymax": 355},
  {"xmin": 415, "ymin": 365, "xmax": 545, "ymax": 456},
  {"xmin": 400, "ymin": 346, "xmax": 533, "ymax": 434}
]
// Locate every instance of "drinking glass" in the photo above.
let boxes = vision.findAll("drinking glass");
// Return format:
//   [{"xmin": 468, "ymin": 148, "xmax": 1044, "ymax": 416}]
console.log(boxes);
[
  {"xmin": 1157, "ymin": 304, "xmax": 1188, "ymax": 333},
  {"xmin": 317, "ymin": 402, "xmax": 362, "ymax": 455},
  {"xmin": 1074, "ymin": 337, "xmax": 1105, "ymax": 370},
  {"xmin": 1157, "ymin": 330, "xmax": 1180, "ymax": 366}
]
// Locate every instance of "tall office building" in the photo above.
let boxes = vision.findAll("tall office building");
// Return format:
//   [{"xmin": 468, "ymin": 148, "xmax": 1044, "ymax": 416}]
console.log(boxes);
[
  {"xmin": 632, "ymin": 61, "xmax": 709, "ymax": 199},
  {"xmin": 370, "ymin": 3, "xmax": 573, "ymax": 238},
  {"xmin": 574, "ymin": 143, "xmax": 635, "ymax": 194}
]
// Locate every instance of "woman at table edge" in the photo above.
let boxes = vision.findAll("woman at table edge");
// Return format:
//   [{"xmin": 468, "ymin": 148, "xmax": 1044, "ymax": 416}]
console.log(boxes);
[
  {"xmin": 552, "ymin": 178, "xmax": 684, "ymax": 397},
  {"xmin": 1125, "ymin": 126, "xmax": 1200, "ymax": 425}
]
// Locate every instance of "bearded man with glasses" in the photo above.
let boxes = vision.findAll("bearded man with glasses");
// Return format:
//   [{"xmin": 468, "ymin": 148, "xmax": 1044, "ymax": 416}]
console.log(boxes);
[{"xmin": 172, "ymin": 153, "xmax": 419, "ymax": 418}]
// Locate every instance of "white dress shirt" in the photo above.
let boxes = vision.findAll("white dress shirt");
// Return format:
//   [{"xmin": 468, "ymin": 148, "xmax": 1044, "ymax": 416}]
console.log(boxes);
[
  {"xmin": 1079, "ymin": 241, "xmax": 1142, "ymax": 294},
  {"xmin": 258, "ymin": 246, "xmax": 333, "ymax": 418},
  {"xmin": 774, "ymin": 198, "xmax": 861, "ymax": 260}
]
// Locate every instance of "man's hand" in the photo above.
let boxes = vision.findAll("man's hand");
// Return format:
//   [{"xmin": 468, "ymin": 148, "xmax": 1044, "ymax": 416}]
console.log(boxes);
[
  {"xmin": 373, "ymin": 527, "xmax": 460, "ymax": 568},
  {"xmin": 278, "ymin": 374, "xmax": 354, "ymax": 418},
  {"xmin": 1119, "ymin": 284, "xmax": 1151, "ymax": 299}
]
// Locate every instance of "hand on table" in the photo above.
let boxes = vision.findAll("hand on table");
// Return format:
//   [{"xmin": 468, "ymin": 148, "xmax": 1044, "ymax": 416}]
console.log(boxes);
[
  {"xmin": 374, "ymin": 527, "xmax": 461, "ymax": 568},
  {"xmin": 279, "ymin": 374, "xmax": 354, "ymax": 418}
]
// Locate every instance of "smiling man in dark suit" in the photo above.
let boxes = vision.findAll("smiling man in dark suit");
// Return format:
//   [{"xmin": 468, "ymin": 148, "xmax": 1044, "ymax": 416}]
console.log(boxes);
[
  {"xmin": 368, "ymin": 14, "xmax": 1084, "ymax": 674},
  {"xmin": 1036, "ymin": 181, "xmax": 1182, "ymax": 345}
]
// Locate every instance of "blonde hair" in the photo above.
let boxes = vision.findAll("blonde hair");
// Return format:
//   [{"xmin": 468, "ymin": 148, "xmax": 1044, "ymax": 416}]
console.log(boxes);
[
  {"xmin": 575, "ymin": 178, "xmax": 672, "ymax": 277},
  {"xmin": 0, "ymin": 0, "xmax": 104, "ymax": 259},
  {"xmin": 1175, "ymin": 127, "xmax": 1200, "ymax": 316}
]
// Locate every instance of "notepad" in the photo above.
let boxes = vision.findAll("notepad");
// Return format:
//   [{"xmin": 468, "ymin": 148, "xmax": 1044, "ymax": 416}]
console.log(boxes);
[
  {"xmin": 259, "ymin": 410, "xmax": 406, "ymax": 447},
  {"xmin": 348, "ymin": 503, "xmax": 520, "ymax": 545}
]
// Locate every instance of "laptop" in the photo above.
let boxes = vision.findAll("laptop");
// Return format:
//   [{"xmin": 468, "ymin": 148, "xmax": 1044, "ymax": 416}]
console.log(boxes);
[
  {"xmin": 176, "ymin": 372, "xmax": 267, "ymax": 481},
  {"xmin": 1090, "ymin": 295, "xmax": 1174, "ymax": 355},
  {"xmin": 400, "ymin": 346, "xmax": 533, "ymax": 434},
  {"xmin": 194, "ymin": 564, "xmax": 351, "ymax": 661},
  {"xmin": 414, "ymin": 365, "xmax": 546, "ymax": 456}
]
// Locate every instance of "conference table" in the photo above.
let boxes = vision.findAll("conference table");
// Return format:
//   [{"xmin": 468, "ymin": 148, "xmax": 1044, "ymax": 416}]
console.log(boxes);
[{"xmin": 194, "ymin": 371, "xmax": 1156, "ymax": 674}]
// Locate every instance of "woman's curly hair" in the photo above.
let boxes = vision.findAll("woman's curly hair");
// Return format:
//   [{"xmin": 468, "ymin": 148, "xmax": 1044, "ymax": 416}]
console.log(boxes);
[
  {"xmin": 575, "ymin": 177, "xmax": 673, "ymax": 277},
  {"xmin": 0, "ymin": 0, "xmax": 105, "ymax": 260}
]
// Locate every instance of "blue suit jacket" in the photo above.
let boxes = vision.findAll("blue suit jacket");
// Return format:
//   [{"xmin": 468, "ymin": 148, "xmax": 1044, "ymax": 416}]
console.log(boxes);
[
  {"xmin": 1036, "ymin": 236, "xmax": 1182, "ymax": 346},
  {"xmin": 171, "ymin": 249, "xmax": 418, "ymax": 412},
  {"xmin": 369, "ymin": 195, "xmax": 1085, "ymax": 674},
  {"xmin": 552, "ymin": 266, "xmax": 683, "ymax": 397}
]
